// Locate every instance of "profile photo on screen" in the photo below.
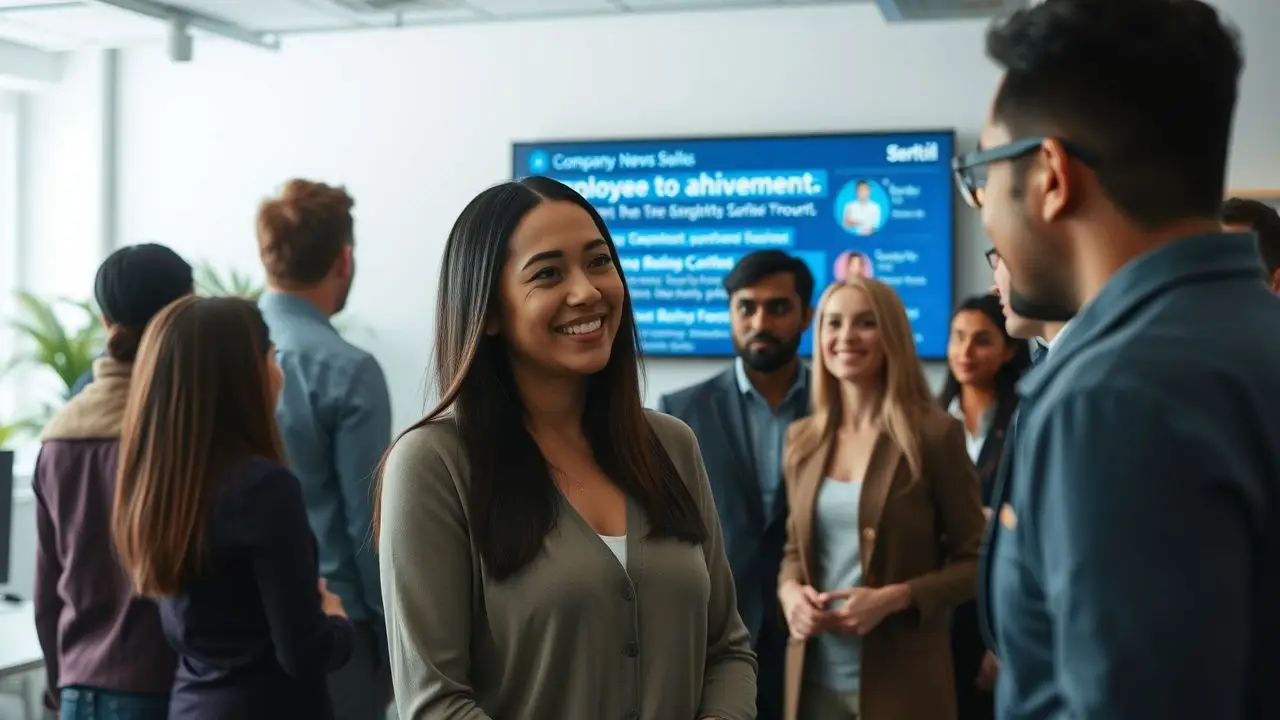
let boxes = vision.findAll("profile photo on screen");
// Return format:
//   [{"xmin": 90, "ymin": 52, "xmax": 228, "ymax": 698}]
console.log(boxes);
[
  {"xmin": 838, "ymin": 179, "xmax": 888, "ymax": 236},
  {"xmin": 833, "ymin": 249, "xmax": 874, "ymax": 281}
]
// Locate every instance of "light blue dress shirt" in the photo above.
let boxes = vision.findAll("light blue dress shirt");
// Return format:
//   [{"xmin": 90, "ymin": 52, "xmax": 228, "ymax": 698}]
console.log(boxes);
[{"xmin": 259, "ymin": 292, "xmax": 392, "ymax": 639}]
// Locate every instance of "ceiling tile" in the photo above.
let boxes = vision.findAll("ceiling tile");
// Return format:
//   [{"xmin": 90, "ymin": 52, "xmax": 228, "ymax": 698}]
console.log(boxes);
[
  {"xmin": 0, "ymin": 3, "xmax": 167, "ymax": 49},
  {"xmin": 393, "ymin": 7, "xmax": 482, "ymax": 23},
  {"xmin": 466, "ymin": 0, "xmax": 619, "ymax": 15},
  {"xmin": 168, "ymin": 0, "xmax": 360, "ymax": 31},
  {"xmin": 620, "ymin": 0, "xmax": 777, "ymax": 7},
  {"xmin": 0, "ymin": 0, "xmax": 74, "ymax": 8}
]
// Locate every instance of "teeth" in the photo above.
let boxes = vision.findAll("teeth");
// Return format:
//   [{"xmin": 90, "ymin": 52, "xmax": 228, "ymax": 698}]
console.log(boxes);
[{"xmin": 558, "ymin": 318, "xmax": 602, "ymax": 335}]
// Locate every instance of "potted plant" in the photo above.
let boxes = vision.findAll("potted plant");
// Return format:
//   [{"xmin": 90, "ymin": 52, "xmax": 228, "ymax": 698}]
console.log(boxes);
[
  {"xmin": 194, "ymin": 260, "xmax": 266, "ymax": 300},
  {"xmin": 6, "ymin": 291, "xmax": 106, "ymax": 429}
]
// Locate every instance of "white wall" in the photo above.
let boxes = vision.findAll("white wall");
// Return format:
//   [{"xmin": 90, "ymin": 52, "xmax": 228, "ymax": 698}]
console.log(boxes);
[
  {"xmin": 0, "ymin": 50, "xmax": 108, "ymax": 606},
  {"xmin": 116, "ymin": 4, "xmax": 1006, "ymax": 428},
  {"xmin": 113, "ymin": 1, "xmax": 1280, "ymax": 430},
  {"xmin": 23, "ymin": 51, "xmax": 107, "ymax": 296}
]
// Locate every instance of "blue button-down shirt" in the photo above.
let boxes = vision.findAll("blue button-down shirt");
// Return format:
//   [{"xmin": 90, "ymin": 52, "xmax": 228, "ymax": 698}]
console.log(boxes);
[
  {"xmin": 734, "ymin": 357, "xmax": 808, "ymax": 520},
  {"xmin": 988, "ymin": 232, "xmax": 1280, "ymax": 720},
  {"xmin": 259, "ymin": 292, "xmax": 392, "ymax": 636}
]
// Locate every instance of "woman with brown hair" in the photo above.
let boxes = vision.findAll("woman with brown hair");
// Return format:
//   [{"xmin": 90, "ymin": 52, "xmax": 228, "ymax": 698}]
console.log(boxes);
[
  {"xmin": 374, "ymin": 176, "xmax": 756, "ymax": 720},
  {"xmin": 777, "ymin": 278, "xmax": 986, "ymax": 720},
  {"xmin": 112, "ymin": 295, "xmax": 353, "ymax": 719}
]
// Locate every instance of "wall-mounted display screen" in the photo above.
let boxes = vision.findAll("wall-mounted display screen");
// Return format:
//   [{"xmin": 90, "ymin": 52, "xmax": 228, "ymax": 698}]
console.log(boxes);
[{"xmin": 512, "ymin": 129, "xmax": 956, "ymax": 359}]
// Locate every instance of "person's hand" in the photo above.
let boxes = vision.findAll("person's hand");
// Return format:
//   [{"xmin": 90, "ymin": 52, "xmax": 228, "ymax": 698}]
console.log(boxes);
[
  {"xmin": 319, "ymin": 578, "xmax": 347, "ymax": 619},
  {"xmin": 779, "ymin": 581, "xmax": 831, "ymax": 641},
  {"xmin": 821, "ymin": 584, "xmax": 910, "ymax": 637},
  {"xmin": 975, "ymin": 651, "xmax": 999, "ymax": 692}
]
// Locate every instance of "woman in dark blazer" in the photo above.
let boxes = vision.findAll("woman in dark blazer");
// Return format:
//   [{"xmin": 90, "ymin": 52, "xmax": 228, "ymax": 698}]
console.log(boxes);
[
  {"xmin": 937, "ymin": 293, "xmax": 1031, "ymax": 720},
  {"xmin": 111, "ymin": 296, "xmax": 354, "ymax": 719}
]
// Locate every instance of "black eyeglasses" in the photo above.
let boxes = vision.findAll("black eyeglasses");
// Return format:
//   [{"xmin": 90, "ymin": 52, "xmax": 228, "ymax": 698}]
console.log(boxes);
[
  {"xmin": 984, "ymin": 247, "xmax": 998, "ymax": 270},
  {"xmin": 951, "ymin": 136, "xmax": 1098, "ymax": 209}
]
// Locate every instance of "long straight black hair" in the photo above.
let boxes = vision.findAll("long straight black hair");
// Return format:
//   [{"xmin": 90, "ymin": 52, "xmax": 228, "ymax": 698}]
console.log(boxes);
[
  {"xmin": 372, "ymin": 176, "xmax": 706, "ymax": 580},
  {"xmin": 937, "ymin": 293, "xmax": 1030, "ymax": 430}
]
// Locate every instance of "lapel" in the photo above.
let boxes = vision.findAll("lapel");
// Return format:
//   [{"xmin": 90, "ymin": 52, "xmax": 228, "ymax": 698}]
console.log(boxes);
[
  {"xmin": 790, "ymin": 429, "xmax": 901, "ymax": 583},
  {"xmin": 857, "ymin": 432, "xmax": 902, "ymax": 579},
  {"xmin": 711, "ymin": 370, "xmax": 766, "ymax": 528},
  {"xmin": 974, "ymin": 425, "xmax": 1006, "ymax": 482},
  {"xmin": 977, "ymin": 413, "xmax": 1018, "ymax": 649},
  {"xmin": 788, "ymin": 431, "xmax": 829, "ymax": 583}
]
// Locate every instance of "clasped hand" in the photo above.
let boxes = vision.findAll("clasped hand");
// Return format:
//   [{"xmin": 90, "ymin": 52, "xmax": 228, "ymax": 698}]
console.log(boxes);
[{"xmin": 782, "ymin": 583, "xmax": 900, "ymax": 640}]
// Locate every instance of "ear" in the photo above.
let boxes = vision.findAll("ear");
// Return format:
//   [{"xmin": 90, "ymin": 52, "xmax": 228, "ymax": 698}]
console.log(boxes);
[
  {"xmin": 335, "ymin": 244, "xmax": 354, "ymax": 279},
  {"xmin": 801, "ymin": 305, "xmax": 815, "ymax": 331},
  {"xmin": 1270, "ymin": 268, "xmax": 1280, "ymax": 295},
  {"xmin": 1034, "ymin": 138, "xmax": 1075, "ymax": 223},
  {"xmin": 484, "ymin": 312, "xmax": 500, "ymax": 337},
  {"xmin": 100, "ymin": 314, "xmax": 111, "ymax": 330}
]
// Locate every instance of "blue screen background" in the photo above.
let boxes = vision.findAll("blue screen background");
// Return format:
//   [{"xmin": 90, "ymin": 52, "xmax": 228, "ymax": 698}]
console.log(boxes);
[{"xmin": 512, "ymin": 131, "xmax": 956, "ymax": 359}]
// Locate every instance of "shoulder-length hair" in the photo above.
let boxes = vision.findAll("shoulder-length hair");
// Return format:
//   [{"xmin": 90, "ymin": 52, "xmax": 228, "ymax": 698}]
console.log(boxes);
[
  {"xmin": 112, "ymin": 295, "xmax": 283, "ymax": 597},
  {"xmin": 937, "ymin": 293, "xmax": 1031, "ymax": 425},
  {"xmin": 372, "ymin": 176, "xmax": 706, "ymax": 580},
  {"xmin": 788, "ymin": 278, "xmax": 936, "ymax": 478}
]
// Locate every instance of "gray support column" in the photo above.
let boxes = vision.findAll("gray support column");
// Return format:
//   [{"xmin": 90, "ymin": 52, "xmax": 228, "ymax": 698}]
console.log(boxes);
[{"xmin": 101, "ymin": 48, "xmax": 120, "ymax": 255}]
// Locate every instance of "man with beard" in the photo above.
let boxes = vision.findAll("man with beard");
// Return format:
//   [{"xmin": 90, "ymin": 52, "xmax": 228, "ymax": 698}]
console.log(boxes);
[
  {"xmin": 960, "ymin": 1, "xmax": 1280, "ymax": 718},
  {"xmin": 257, "ymin": 179, "xmax": 393, "ymax": 720},
  {"xmin": 658, "ymin": 249, "xmax": 814, "ymax": 720}
]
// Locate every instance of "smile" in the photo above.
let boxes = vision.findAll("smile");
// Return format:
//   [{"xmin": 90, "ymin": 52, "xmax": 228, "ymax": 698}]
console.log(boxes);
[{"xmin": 555, "ymin": 318, "xmax": 604, "ymax": 335}]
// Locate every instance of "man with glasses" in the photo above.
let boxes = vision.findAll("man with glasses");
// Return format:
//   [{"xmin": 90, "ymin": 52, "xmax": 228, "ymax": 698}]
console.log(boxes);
[
  {"xmin": 983, "ymin": 248, "xmax": 1068, "ymax": 362},
  {"xmin": 956, "ymin": 1, "xmax": 1280, "ymax": 719}
]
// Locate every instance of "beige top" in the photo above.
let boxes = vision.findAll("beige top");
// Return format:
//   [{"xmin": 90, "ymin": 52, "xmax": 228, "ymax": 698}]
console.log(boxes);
[{"xmin": 378, "ymin": 409, "xmax": 758, "ymax": 720}]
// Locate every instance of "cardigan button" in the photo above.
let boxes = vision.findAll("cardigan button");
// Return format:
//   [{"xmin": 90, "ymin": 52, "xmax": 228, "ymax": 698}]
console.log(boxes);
[
  {"xmin": 624, "ymin": 711, "xmax": 640, "ymax": 720},
  {"xmin": 622, "ymin": 586, "xmax": 634, "ymax": 601},
  {"xmin": 623, "ymin": 641, "xmax": 639, "ymax": 657}
]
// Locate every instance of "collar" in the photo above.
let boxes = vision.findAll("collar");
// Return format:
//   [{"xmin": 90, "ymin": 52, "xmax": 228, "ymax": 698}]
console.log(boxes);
[
  {"xmin": 42, "ymin": 357, "xmax": 134, "ymax": 440},
  {"xmin": 734, "ymin": 356, "xmax": 808, "ymax": 403},
  {"xmin": 1019, "ymin": 231, "xmax": 1262, "ymax": 398},
  {"xmin": 259, "ymin": 291, "xmax": 333, "ymax": 326},
  {"xmin": 947, "ymin": 394, "xmax": 995, "ymax": 431},
  {"xmin": 1035, "ymin": 319, "xmax": 1074, "ymax": 355}
]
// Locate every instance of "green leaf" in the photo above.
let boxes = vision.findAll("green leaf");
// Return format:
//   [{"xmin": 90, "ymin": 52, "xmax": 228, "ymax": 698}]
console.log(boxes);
[
  {"xmin": 194, "ymin": 260, "xmax": 265, "ymax": 300},
  {"xmin": 7, "ymin": 290, "xmax": 105, "ymax": 396}
]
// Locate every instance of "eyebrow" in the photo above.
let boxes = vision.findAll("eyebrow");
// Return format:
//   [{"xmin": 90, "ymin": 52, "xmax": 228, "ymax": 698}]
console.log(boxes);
[{"xmin": 521, "ymin": 238, "xmax": 607, "ymax": 271}]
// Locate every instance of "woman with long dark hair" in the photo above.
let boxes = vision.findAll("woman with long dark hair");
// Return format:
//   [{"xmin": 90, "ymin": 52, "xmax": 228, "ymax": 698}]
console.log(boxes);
[
  {"xmin": 936, "ymin": 292, "xmax": 1030, "ymax": 720},
  {"xmin": 112, "ymin": 296, "xmax": 353, "ymax": 719},
  {"xmin": 937, "ymin": 293, "xmax": 1030, "ymax": 492},
  {"xmin": 374, "ymin": 176, "xmax": 756, "ymax": 720}
]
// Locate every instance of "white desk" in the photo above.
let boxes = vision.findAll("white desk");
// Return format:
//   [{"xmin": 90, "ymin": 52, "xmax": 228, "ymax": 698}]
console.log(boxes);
[{"xmin": 0, "ymin": 602, "xmax": 42, "ymax": 720}]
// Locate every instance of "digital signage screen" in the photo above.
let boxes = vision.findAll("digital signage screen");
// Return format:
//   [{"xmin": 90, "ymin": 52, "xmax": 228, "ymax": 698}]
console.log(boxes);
[{"xmin": 512, "ymin": 130, "xmax": 956, "ymax": 359}]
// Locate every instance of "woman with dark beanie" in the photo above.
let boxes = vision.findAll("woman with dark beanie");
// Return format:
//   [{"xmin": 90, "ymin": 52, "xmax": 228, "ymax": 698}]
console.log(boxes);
[{"xmin": 31, "ymin": 243, "xmax": 194, "ymax": 720}]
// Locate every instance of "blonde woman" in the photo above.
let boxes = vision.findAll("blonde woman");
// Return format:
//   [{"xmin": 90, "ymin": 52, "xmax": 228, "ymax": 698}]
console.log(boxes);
[{"xmin": 777, "ymin": 278, "xmax": 986, "ymax": 720}]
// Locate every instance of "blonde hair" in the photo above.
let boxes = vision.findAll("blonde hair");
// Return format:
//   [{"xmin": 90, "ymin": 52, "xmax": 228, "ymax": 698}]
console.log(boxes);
[{"xmin": 789, "ymin": 278, "xmax": 935, "ymax": 478}]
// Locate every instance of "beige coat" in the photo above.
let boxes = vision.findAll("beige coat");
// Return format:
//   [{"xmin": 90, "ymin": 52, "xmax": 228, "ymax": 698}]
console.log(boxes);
[{"xmin": 779, "ymin": 408, "xmax": 986, "ymax": 720}]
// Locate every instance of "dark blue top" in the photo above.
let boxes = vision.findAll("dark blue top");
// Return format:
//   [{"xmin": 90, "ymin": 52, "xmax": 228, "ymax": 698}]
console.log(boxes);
[
  {"xmin": 984, "ymin": 231, "xmax": 1280, "ymax": 720},
  {"xmin": 159, "ymin": 456, "xmax": 354, "ymax": 719}
]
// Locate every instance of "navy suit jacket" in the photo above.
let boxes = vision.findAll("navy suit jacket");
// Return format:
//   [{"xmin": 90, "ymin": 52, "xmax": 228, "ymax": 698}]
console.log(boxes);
[
  {"xmin": 658, "ymin": 369, "xmax": 809, "ymax": 642},
  {"xmin": 982, "ymin": 232, "xmax": 1280, "ymax": 719}
]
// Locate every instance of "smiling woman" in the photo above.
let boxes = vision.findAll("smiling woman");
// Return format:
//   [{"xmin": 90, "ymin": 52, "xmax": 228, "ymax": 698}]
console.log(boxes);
[{"xmin": 373, "ymin": 176, "xmax": 757, "ymax": 720}]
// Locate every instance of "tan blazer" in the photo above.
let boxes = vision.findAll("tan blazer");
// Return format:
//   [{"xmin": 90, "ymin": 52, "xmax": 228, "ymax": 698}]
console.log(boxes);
[{"xmin": 778, "ymin": 406, "xmax": 985, "ymax": 720}]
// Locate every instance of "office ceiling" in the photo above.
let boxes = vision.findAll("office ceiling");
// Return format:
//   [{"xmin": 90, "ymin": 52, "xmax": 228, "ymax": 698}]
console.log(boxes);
[{"xmin": 0, "ymin": 0, "xmax": 1020, "ymax": 54}]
